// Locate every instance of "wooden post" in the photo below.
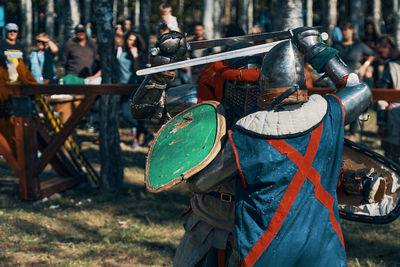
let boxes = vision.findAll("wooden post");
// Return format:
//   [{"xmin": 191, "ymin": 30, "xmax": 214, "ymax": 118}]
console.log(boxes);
[{"xmin": 15, "ymin": 116, "xmax": 40, "ymax": 200}]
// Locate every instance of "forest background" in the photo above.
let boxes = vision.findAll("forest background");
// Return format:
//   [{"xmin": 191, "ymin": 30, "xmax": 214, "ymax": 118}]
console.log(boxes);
[
  {"xmin": 2, "ymin": 0, "xmax": 400, "ymax": 53},
  {"xmin": 0, "ymin": 0, "xmax": 400, "ymax": 266}
]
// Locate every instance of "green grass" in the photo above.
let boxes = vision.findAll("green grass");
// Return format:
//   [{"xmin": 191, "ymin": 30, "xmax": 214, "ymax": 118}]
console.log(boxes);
[{"xmin": 0, "ymin": 111, "xmax": 399, "ymax": 266}]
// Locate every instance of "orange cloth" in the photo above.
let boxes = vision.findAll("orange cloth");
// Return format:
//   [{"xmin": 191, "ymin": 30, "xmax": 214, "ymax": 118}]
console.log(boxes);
[
  {"xmin": 0, "ymin": 59, "xmax": 39, "ymax": 151},
  {"xmin": 305, "ymin": 63, "xmax": 314, "ymax": 89},
  {"xmin": 197, "ymin": 61, "xmax": 260, "ymax": 103}
]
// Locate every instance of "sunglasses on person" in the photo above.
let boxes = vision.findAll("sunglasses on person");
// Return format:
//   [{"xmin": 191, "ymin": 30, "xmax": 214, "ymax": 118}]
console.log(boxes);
[
  {"xmin": 36, "ymin": 41, "xmax": 46, "ymax": 44},
  {"xmin": 7, "ymin": 30, "xmax": 18, "ymax": 33}
]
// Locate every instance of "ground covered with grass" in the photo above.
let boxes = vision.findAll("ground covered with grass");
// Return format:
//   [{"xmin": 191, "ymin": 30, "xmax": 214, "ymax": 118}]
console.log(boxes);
[{"xmin": 0, "ymin": 111, "xmax": 399, "ymax": 266}]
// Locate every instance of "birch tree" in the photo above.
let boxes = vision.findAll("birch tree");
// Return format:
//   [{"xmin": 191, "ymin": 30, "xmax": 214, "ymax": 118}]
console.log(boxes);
[
  {"xmin": 203, "ymin": 0, "xmax": 214, "ymax": 39},
  {"xmin": 328, "ymin": 0, "xmax": 338, "ymax": 36},
  {"xmin": 20, "ymin": 0, "xmax": 32, "ymax": 51},
  {"xmin": 281, "ymin": 0, "xmax": 303, "ymax": 30},
  {"xmin": 134, "ymin": 0, "xmax": 140, "ymax": 31},
  {"xmin": 394, "ymin": 0, "xmax": 400, "ymax": 48},
  {"xmin": 306, "ymin": 0, "xmax": 313, "ymax": 27},
  {"xmin": 113, "ymin": 0, "xmax": 118, "ymax": 25},
  {"xmin": 213, "ymin": 0, "xmax": 223, "ymax": 39},
  {"xmin": 240, "ymin": 0, "xmax": 254, "ymax": 34},
  {"xmin": 123, "ymin": 0, "xmax": 129, "ymax": 19},
  {"xmin": 224, "ymin": 0, "xmax": 232, "ymax": 25},
  {"xmin": 45, "ymin": 0, "xmax": 55, "ymax": 39},
  {"xmin": 373, "ymin": 0, "xmax": 382, "ymax": 35},
  {"xmin": 93, "ymin": 0, "xmax": 123, "ymax": 190},
  {"xmin": 70, "ymin": 0, "xmax": 81, "ymax": 27}
]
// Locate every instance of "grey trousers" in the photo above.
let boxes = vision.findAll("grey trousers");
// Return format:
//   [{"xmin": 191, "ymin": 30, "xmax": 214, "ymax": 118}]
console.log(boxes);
[{"xmin": 173, "ymin": 212, "xmax": 235, "ymax": 267}]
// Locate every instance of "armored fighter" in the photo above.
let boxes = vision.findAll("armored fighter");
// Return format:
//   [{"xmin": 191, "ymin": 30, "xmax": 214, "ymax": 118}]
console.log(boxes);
[{"xmin": 130, "ymin": 28, "xmax": 372, "ymax": 266}]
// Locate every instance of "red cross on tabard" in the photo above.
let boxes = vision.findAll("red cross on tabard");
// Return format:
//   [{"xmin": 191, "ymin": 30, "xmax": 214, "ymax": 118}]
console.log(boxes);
[{"xmin": 241, "ymin": 123, "xmax": 345, "ymax": 267}]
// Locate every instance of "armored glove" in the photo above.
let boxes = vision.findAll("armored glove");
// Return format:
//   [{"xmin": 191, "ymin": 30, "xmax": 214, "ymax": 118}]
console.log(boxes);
[
  {"xmin": 150, "ymin": 31, "xmax": 188, "ymax": 83},
  {"xmin": 130, "ymin": 31, "xmax": 188, "ymax": 121},
  {"xmin": 292, "ymin": 27, "xmax": 338, "ymax": 73}
]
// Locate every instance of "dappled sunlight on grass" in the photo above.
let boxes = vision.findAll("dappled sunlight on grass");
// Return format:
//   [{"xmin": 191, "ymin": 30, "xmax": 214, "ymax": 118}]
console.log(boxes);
[
  {"xmin": 0, "ymin": 178, "xmax": 187, "ymax": 266},
  {"xmin": 0, "ymin": 115, "xmax": 399, "ymax": 266}
]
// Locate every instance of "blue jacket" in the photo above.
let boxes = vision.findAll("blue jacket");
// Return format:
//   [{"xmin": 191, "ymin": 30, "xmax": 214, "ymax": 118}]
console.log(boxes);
[{"xmin": 229, "ymin": 95, "xmax": 347, "ymax": 267}]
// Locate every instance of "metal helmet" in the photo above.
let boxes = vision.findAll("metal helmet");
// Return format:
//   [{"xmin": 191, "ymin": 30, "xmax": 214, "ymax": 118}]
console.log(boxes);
[
  {"xmin": 221, "ymin": 42, "xmax": 263, "ymax": 119},
  {"xmin": 258, "ymin": 39, "xmax": 308, "ymax": 110}
]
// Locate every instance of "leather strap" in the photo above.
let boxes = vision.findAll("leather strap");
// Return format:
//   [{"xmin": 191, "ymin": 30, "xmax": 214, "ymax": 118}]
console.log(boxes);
[
  {"xmin": 269, "ymin": 85, "xmax": 299, "ymax": 109},
  {"xmin": 199, "ymin": 191, "xmax": 235, "ymax": 202},
  {"xmin": 258, "ymin": 86, "xmax": 308, "ymax": 109}
]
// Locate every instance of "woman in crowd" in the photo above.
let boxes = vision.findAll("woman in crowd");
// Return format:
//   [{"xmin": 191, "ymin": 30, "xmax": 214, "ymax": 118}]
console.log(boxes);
[
  {"xmin": 116, "ymin": 31, "xmax": 149, "ymax": 146},
  {"xmin": 362, "ymin": 21, "xmax": 380, "ymax": 50},
  {"xmin": 362, "ymin": 21, "xmax": 382, "ymax": 86},
  {"xmin": 333, "ymin": 22, "xmax": 376, "ymax": 141},
  {"xmin": 114, "ymin": 23, "xmax": 124, "ymax": 49},
  {"xmin": 29, "ymin": 33, "xmax": 58, "ymax": 84}
]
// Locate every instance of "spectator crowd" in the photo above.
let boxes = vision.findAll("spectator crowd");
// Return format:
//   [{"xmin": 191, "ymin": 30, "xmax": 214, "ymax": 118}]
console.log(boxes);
[{"xmin": 1, "ymin": 5, "xmax": 400, "ymax": 166}]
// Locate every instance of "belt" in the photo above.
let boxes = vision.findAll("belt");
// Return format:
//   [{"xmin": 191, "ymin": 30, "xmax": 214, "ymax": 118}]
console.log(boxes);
[{"xmin": 201, "ymin": 191, "xmax": 235, "ymax": 202}]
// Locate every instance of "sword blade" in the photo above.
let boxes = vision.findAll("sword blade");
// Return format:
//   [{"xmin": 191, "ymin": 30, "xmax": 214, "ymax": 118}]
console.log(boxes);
[
  {"xmin": 137, "ymin": 39, "xmax": 286, "ymax": 76},
  {"xmin": 188, "ymin": 26, "xmax": 323, "ymax": 50}
]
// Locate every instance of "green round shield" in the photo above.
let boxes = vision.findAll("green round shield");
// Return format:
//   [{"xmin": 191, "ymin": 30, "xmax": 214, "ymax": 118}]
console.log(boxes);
[{"xmin": 145, "ymin": 101, "xmax": 225, "ymax": 193}]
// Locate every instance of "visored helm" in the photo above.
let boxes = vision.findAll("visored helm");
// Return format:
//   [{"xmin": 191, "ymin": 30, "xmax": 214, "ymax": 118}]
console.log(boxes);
[
  {"xmin": 258, "ymin": 39, "xmax": 308, "ymax": 110},
  {"xmin": 221, "ymin": 42, "xmax": 263, "ymax": 118}
]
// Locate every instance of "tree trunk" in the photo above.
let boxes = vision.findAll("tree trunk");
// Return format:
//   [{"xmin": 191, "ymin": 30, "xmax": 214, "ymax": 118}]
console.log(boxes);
[
  {"xmin": 224, "ymin": 0, "xmax": 232, "ymax": 26},
  {"xmin": 57, "ymin": 0, "xmax": 68, "ymax": 47},
  {"xmin": 213, "ymin": 0, "xmax": 223, "ymax": 39},
  {"xmin": 134, "ymin": 0, "xmax": 140, "ymax": 31},
  {"xmin": 232, "ymin": 0, "xmax": 239, "ymax": 25},
  {"xmin": 240, "ymin": 0, "xmax": 248, "ymax": 33},
  {"xmin": 178, "ymin": 0, "xmax": 184, "ymax": 24},
  {"xmin": 337, "ymin": 0, "xmax": 346, "ymax": 26},
  {"xmin": 272, "ymin": 0, "xmax": 282, "ymax": 30},
  {"xmin": 328, "ymin": 0, "xmax": 338, "ymax": 36},
  {"xmin": 203, "ymin": 0, "xmax": 214, "ymax": 39},
  {"xmin": 123, "ymin": 0, "xmax": 129, "ymax": 19},
  {"xmin": 70, "ymin": 0, "xmax": 81, "ymax": 27},
  {"xmin": 350, "ymin": 0, "xmax": 363, "ymax": 40},
  {"xmin": 25, "ymin": 0, "xmax": 33, "ymax": 51},
  {"xmin": 93, "ymin": 0, "xmax": 123, "ymax": 190},
  {"xmin": 240, "ymin": 0, "xmax": 253, "ymax": 34},
  {"xmin": 83, "ymin": 0, "xmax": 91, "ymax": 25},
  {"xmin": 113, "ymin": 0, "xmax": 118, "ymax": 26},
  {"xmin": 281, "ymin": 0, "xmax": 303, "ymax": 30},
  {"xmin": 139, "ymin": 0, "xmax": 151, "ymax": 50},
  {"xmin": 394, "ymin": 0, "xmax": 400, "ymax": 49},
  {"xmin": 45, "ymin": 0, "xmax": 55, "ymax": 39},
  {"xmin": 33, "ymin": 1, "xmax": 38, "ymax": 36},
  {"xmin": 373, "ymin": 0, "xmax": 382, "ymax": 35},
  {"xmin": 306, "ymin": 0, "xmax": 313, "ymax": 27},
  {"xmin": 247, "ymin": 0, "xmax": 253, "ymax": 33}
]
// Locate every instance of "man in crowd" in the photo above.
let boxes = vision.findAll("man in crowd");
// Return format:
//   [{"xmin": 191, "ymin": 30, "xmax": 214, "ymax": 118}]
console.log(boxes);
[
  {"xmin": 0, "ymin": 23, "xmax": 27, "ymax": 69},
  {"xmin": 62, "ymin": 24, "xmax": 101, "ymax": 131},
  {"xmin": 123, "ymin": 19, "xmax": 132, "ymax": 34},
  {"xmin": 376, "ymin": 36, "xmax": 400, "ymax": 165},
  {"xmin": 189, "ymin": 23, "xmax": 212, "ymax": 83},
  {"xmin": 62, "ymin": 24, "xmax": 101, "ymax": 81}
]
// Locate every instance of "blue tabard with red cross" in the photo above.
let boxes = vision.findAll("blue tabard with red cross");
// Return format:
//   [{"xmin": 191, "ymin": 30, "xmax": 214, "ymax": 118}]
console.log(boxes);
[{"xmin": 229, "ymin": 95, "xmax": 347, "ymax": 267}]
